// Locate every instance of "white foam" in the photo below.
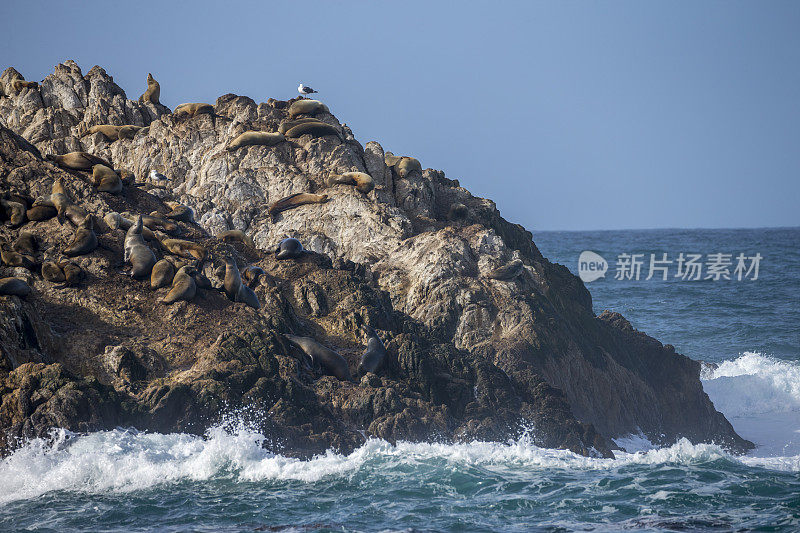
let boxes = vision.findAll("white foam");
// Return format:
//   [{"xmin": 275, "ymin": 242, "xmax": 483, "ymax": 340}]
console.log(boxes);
[
  {"xmin": 702, "ymin": 352, "xmax": 800, "ymax": 457},
  {"xmin": 1, "ymin": 423, "xmax": 797, "ymax": 505}
]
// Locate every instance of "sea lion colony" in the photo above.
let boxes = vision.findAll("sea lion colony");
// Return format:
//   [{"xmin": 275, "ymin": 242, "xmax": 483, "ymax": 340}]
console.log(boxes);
[{"xmin": 0, "ymin": 71, "xmax": 421, "ymax": 382}]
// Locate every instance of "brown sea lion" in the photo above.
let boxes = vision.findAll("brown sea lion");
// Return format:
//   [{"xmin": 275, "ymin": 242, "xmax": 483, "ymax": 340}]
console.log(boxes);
[
  {"xmin": 104, "ymin": 212, "xmax": 157, "ymax": 241},
  {"xmin": 150, "ymin": 258, "xmax": 175, "ymax": 289},
  {"xmin": 160, "ymin": 238, "xmax": 206, "ymax": 260},
  {"xmin": 164, "ymin": 202, "xmax": 194, "ymax": 223},
  {"xmin": 226, "ymin": 131, "xmax": 285, "ymax": 151},
  {"xmin": 0, "ymin": 277, "xmax": 31, "ymax": 297},
  {"xmin": 12, "ymin": 232, "xmax": 37, "ymax": 255},
  {"xmin": 326, "ymin": 172, "xmax": 374, "ymax": 194},
  {"xmin": 486, "ymin": 259, "xmax": 524, "ymax": 280},
  {"xmin": 268, "ymin": 193, "xmax": 328, "ymax": 222},
  {"xmin": 59, "ymin": 259, "xmax": 83, "ymax": 286},
  {"xmin": 42, "ymin": 261, "xmax": 66, "ymax": 283},
  {"xmin": 139, "ymin": 73, "xmax": 160, "ymax": 105},
  {"xmin": 80, "ymin": 124, "xmax": 123, "ymax": 141},
  {"xmin": 217, "ymin": 229, "xmax": 254, "ymax": 248},
  {"xmin": 46, "ymin": 152, "xmax": 112, "ymax": 171},
  {"xmin": 173, "ymin": 103, "xmax": 214, "ymax": 117},
  {"xmin": 358, "ymin": 325, "xmax": 387, "ymax": 376},
  {"xmin": 223, "ymin": 255, "xmax": 260, "ymax": 309},
  {"xmin": 287, "ymin": 99, "xmax": 329, "ymax": 118},
  {"xmin": 63, "ymin": 215, "xmax": 97, "ymax": 257},
  {"xmin": 395, "ymin": 156, "xmax": 422, "ymax": 178},
  {"xmin": 242, "ymin": 265, "xmax": 265, "ymax": 287},
  {"xmin": 124, "ymin": 216, "xmax": 157, "ymax": 279},
  {"xmin": 141, "ymin": 214, "xmax": 179, "ymax": 234},
  {"xmin": 1, "ymin": 246, "xmax": 36, "ymax": 270},
  {"xmin": 282, "ymin": 334, "xmax": 353, "ymax": 382},
  {"xmin": 162, "ymin": 265, "xmax": 197, "ymax": 304},
  {"xmin": 118, "ymin": 125, "xmax": 144, "ymax": 140},
  {"xmin": 91, "ymin": 164, "xmax": 123, "ymax": 194},
  {"xmin": 26, "ymin": 204, "xmax": 57, "ymax": 222},
  {"xmin": 277, "ymin": 117, "xmax": 327, "ymax": 135},
  {"xmin": 284, "ymin": 122, "xmax": 341, "ymax": 140},
  {"xmin": 1, "ymin": 199, "xmax": 26, "ymax": 226}
]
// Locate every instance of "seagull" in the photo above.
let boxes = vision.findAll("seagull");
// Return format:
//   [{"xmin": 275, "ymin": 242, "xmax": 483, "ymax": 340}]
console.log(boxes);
[
  {"xmin": 298, "ymin": 83, "xmax": 318, "ymax": 96},
  {"xmin": 149, "ymin": 170, "xmax": 169, "ymax": 183}
]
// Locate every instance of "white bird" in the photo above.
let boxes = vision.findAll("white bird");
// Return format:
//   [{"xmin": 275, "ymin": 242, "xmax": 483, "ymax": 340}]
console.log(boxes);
[
  {"xmin": 298, "ymin": 83, "xmax": 318, "ymax": 96},
  {"xmin": 149, "ymin": 170, "xmax": 168, "ymax": 183}
]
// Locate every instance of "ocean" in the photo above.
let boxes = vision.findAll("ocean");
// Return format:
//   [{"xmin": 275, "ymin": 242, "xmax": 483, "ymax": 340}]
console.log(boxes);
[{"xmin": 1, "ymin": 227, "xmax": 798, "ymax": 532}]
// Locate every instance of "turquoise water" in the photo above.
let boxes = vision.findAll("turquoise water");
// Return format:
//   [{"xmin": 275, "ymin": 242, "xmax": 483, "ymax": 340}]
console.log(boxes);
[{"xmin": 1, "ymin": 228, "xmax": 798, "ymax": 532}]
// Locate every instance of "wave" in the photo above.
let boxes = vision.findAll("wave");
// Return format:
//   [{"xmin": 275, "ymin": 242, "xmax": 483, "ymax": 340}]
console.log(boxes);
[
  {"xmin": 701, "ymin": 352, "xmax": 800, "ymax": 457},
  {"xmin": 1, "ymin": 420, "xmax": 798, "ymax": 504}
]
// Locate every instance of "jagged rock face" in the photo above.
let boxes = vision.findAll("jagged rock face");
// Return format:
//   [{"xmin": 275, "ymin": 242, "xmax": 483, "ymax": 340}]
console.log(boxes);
[{"xmin": 0, "ymin": 61, "xmax": 752, "ymax": 455}]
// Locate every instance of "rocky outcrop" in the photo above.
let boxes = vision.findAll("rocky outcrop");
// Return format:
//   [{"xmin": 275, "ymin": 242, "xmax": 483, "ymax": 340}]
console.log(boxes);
[{"xmin": 0, "ymin": 61, "xmax": 752, "ymax": 457}]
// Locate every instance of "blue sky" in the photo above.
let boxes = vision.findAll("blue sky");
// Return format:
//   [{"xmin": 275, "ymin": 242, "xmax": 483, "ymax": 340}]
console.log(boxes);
[{"xmin": 2, "ymin": 1, "xmax": 798, "ymax": 230}]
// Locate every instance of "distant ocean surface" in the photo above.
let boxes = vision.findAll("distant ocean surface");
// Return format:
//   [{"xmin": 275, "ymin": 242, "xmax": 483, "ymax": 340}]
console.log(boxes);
[{"xmin": 1, "ymin": 228, "xmax": 798, "ymax": 532}]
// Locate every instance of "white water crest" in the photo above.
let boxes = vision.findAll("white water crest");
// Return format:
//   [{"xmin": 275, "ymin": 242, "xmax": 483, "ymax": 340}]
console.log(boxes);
[
  {"xmin": 2, "ymin": 421, "xmax": 798, "ymax": 504},
  {"xmin": 702, "ymin": 352, "xmax": 800, "ymax": 457}
]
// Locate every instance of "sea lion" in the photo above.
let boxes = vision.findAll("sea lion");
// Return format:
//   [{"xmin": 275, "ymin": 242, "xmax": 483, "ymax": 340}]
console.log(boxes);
[
  {"xmin": 173, "ymin": 103, "xmax": 214, "ymax": 117},
  {"xmin": 278, "ymin": 118, "xmax": 327, "ymax": 135},
  {"xmin": 124, "ymin": 216, "xmax": 157, "ymax": 279},
  {"xmin": 104, "ymin": 212, "xmax": 157, "ymax": 241},
  {"xmin": 395, "ymin": 157, "xmax": 422, "ymax": 178},
  {"xmin": 226, "ymin": 131, "xmax": 285, "ymax": 151},
  {"xmin": 59, "ymin": 259, "xmax": 83, "ymax": 286},
  {"xmin": 242, "ymin": 265, "xmax": 265, "ymax": 287},
  {"xmin": 287, "ymin": 99, "xmax": 329, "ymax": 118},
  {"xmin": 283, "ymin": 334, "xmax": 353, "ymax": 382},
  {"xmin": 162, "ymin": 265, "xmax": 197, "ymax": 304},
  {"xmin": 91, "ymin": 164, "xmax": 123, "ymax": 194},
  {"xmin": 326, "ymin": 172, "xmax": 374, "ymax": 194},
  {"xmin": 150, "ymin": 258, "xmax": 175, "ymax": 289},
  {"xmin": 384, "ymin": 152, "xmax": 402, "ymax": 167},
  {"xmin": 118, "ymin": 125, "xmax": 144, "ymax": 140},
  {"xmin": 141, "ymin": 214, "xmax": 179, "ymax": 234},
  {"xmin": 11, "ymin": 79, "xmax": 38, "ymax": 93},
  {"xmin": 164, "ymin": 202, "xmax": 194, "ymax": 223},
  {"xmin": 46, "ymin": 152, "xmax": 112, "ymax": 171},
  {"xmin": 1, "ymin": 246, "xmax": 36, "ymax": 270},
  {"xmin": 274, "ymin": 238, "xmax": 304, "ymax": 260},
  {"xmin": 12, "ymin": 232, "xmax": 37, "ymax": 255},
  {"xmin": 80, "ymin": 124, "xmax": 123, "ymax": 141},
  {"xmin": 63, "ymin": 215, "xmax": 97, "ymax": 257},
  {"xmin": 1, "ymin": 199, "xmax": 26, "ymax": 226},
  {"xmin": 139, "ymin": 73, "xmax": 160, "ymax": 105},
  {"xmin": 0, "ymin": 277, "xmax": 31, "ymax": 297},
  {"xmin": 26, "ymin": 203, "xmax": 57, "ymax": 222},
  {"xmin": 268, "ymin": 193, "xmax": 328, "ymax": 221},
  {"xmin": 191, "ymin": 264, "xmax": 213, "ymax": 289},
  {"xmin": 42, "ymin": 261, "xmax": 66, "ymax": 283},
  {"xmin": 160, "ymin": 238, "xmax": 206, "ymax": 260},
  {"xmin": 223, "ymin": 256, "xmax": 260, "ymax": 309},
  {"xmin": 284, "ymin": 122, "xmax": 341, "ymax": 140},
  {"xmin": 46, "ymin": 177, "xmax": 85, "ymax": 224},
  {"xmin": 217, "ymin": 229, "xmax": 254, "ymax": 248},
  {"xmin": 486, "ymin": 258, "xmax": 524, "ymax": 280},
  {"xmin": 358, "ymin": 325, "xmax": 387, "ymax": 376}
]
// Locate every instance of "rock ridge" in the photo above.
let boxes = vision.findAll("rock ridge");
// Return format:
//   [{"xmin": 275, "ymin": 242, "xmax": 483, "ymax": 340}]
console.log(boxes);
[{"xmin": 0, "ymin": 61, "xmax": 752, "ymax": 458}]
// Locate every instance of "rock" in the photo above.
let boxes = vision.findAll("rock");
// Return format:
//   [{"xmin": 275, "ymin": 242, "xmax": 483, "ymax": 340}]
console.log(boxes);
[{"xmin": 0, "ymin": 60, "xmax": 753, "ymax": 458}]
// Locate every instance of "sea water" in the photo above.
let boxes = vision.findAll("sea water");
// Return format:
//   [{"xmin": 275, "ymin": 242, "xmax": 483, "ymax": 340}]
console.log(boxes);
[{"xmin": 1, "ymin": 227, "xmax": 798, "ymax": 532}]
